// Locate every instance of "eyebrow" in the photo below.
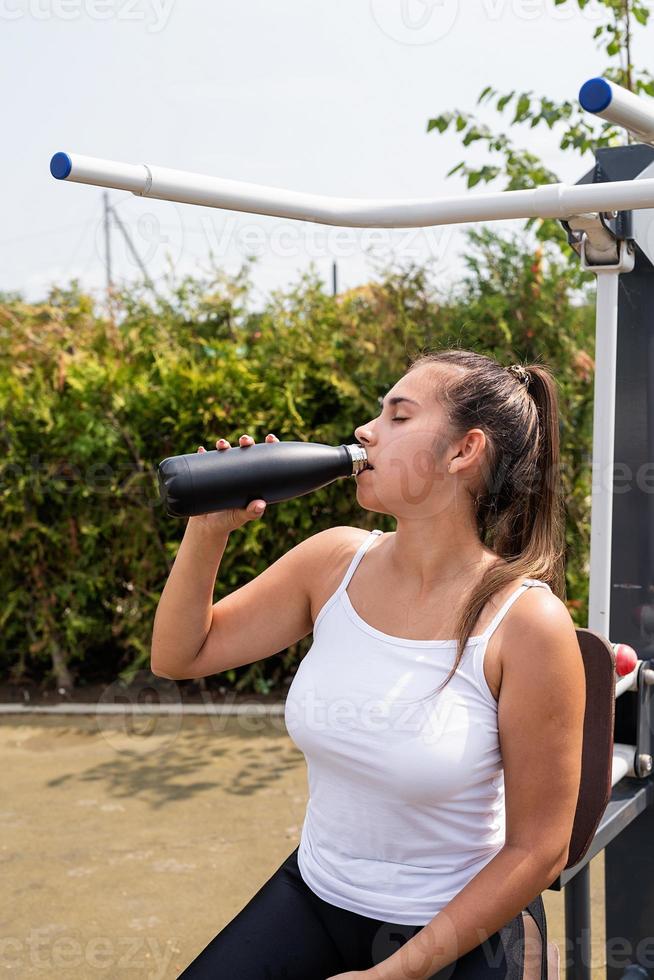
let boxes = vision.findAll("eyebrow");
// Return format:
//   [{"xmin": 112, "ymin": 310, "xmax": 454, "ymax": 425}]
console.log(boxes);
[{"xmin": 378, "ymin": 395, "xmax": 421, "ymax": 409}]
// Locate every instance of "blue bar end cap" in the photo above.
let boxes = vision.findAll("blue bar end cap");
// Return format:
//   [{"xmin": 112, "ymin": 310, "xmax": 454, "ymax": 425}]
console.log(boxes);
[
  {"xmin": 50, "ymin": 152, "xmax": 72, "ymax": 180},
  {"xmin": 579, "ymin": 78, "xmax": 612, "ymax": 114}
]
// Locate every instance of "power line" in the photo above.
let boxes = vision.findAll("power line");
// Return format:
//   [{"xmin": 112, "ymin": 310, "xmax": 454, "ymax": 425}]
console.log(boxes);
[
  {"xmin": 102, "ymin": 193, "xmax": 159, "ymax": 305},
  {"xmin": 0, "ymin": 220, "xmax": 93, "ymax": 248}
]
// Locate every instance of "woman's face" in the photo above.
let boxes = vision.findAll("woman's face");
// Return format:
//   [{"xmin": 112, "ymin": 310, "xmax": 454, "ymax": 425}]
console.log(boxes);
[{"xmin": 353, "ymin": 365, "xmax": 461, "ymax": 520}]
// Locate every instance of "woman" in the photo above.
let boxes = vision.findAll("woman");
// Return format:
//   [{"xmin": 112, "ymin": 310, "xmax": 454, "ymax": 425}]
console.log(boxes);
[{"xmin": 152, "ymin": 348, "xmax": 585, "ymax": 979}]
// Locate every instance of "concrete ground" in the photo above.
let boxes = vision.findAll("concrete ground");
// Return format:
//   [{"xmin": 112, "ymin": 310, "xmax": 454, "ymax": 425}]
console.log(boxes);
[{"xmin": 1, "ymin": 712, "xmax": 607, "ymax": 978}]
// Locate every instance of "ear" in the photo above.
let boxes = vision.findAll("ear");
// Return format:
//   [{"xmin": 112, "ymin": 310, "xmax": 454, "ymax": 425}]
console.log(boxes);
[{"xmin": 450, "ymin": 428, "xmax": 487, "ymax": 473}]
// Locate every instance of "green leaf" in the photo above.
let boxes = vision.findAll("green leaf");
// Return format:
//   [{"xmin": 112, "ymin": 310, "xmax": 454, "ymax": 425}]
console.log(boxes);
[
  {"xmin": 513, "ymin": 94, "xmax": 531, "ymax": 123},
  {"xmin": 427, "ymin": 114, "xmax": 451, "ymax": 133},
  {"xmin": 497, "ymin": 91, "xmax": 515, "ymax": 112},
  {"xmin": 462, "ymin": 128, "xmax": 484, "ymax": 146}
]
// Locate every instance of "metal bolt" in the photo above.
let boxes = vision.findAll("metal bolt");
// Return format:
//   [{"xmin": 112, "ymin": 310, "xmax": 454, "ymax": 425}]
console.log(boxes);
[{"xmin": 637, "ymin": 754, "xmax": 652, "ymax": 775}]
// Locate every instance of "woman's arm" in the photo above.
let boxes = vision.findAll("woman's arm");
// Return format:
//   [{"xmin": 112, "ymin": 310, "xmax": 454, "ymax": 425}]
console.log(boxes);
[
  {"xmin": 150, "ymin": 518, "xmax": 231, "ymax": 678},
  {"xmin": 359, "ymin": 844, "xmax": 564, "ymax": 980}
]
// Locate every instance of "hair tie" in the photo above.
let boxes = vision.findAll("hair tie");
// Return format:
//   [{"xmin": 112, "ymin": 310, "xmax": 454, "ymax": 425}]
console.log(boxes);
[{"xmin": 507, "ymin": 364, "xmax": 531, "ymax": 389}]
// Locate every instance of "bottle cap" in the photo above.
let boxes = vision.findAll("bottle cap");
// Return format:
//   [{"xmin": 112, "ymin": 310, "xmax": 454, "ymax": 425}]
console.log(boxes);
[{"xmin": 345, "ymin": 444, "xmax": 369, "ymax": 475}]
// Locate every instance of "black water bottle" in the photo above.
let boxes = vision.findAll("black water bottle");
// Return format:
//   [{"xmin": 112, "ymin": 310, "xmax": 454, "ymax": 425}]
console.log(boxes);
[{"xmin": 157, "ymin": 441, "xmax": 370, "ymax": 518}]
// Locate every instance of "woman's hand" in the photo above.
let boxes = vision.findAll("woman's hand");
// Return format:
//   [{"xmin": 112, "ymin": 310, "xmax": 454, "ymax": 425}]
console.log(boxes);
[
  {"xmin": 326, "ymin": 973, "xmax": 370, "ymax": 979},
  {"xmin": 189, "ymin": 432, "xmax": 280, "ymax": 535}
]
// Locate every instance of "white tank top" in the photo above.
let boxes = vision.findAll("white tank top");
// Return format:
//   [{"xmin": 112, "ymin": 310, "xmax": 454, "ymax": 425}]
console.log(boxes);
[{"xmin": 284, "ymin": 528, "xmax": 552, "ymax": 925}]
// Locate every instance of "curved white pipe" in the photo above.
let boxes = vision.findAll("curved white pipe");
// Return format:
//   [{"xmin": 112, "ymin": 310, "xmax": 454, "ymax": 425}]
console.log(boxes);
[{"xmin": 50, "ymin": 151, "xmax": 654, "ymax": 229}]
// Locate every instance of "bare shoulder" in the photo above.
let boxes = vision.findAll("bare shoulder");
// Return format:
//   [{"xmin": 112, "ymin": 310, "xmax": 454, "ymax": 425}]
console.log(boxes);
[
  {"xmin": 499, "ymin": 585, "xmax": 581, "ymax": 671},
  {"xmin": 509, "ymin": 585, "xmax": 575, "ymax": 634},
  {"xmin": 309, "ymin": 524, "xmax": 374, "ymax": 561},
  {"xmin": 307, "ymin": 525, "xmax": 373, "ymax": 623}
]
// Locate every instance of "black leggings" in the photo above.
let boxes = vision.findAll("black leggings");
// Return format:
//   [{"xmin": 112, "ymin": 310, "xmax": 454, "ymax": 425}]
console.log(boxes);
[{"xmin": 178, "ymin": 846, "xmax": 548, "ymax": 979}]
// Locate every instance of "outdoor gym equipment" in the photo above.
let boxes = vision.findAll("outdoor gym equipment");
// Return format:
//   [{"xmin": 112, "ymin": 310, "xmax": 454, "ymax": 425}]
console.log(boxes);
[{"xmin": 50, "ymin": 77, "xmax": 654, "ymax": 979}]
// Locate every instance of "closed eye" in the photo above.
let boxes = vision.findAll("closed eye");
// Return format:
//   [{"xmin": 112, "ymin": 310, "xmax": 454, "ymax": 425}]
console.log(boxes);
[{"xmin": 392, "ymin": 417, "xmax": 408, "ymax": 423}]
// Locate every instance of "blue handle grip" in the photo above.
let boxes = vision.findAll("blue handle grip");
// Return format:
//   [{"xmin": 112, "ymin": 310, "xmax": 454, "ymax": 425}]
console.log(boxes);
[
  {"xmin": 579, "ymin": 78, "xmax": 612, "ymax": 114},
  {"xmin": 50, "ymin": 152, "xmax": 72, "ymax": 180}
]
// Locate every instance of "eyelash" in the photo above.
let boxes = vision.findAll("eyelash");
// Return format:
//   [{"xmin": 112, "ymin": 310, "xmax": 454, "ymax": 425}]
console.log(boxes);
[{"xmin": 391, "ymin": 417, "xmax": 408, "ymax": 423}]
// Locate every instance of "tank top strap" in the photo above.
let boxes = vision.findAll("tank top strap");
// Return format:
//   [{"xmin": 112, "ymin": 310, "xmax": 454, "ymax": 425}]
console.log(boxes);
[
  {"xmin": 477, "ymin": 578, "xmax": 552, "ymax": 643},
  {"xmin": 336, "ymin": 529, "xmax": 383, "ymax": 596}
]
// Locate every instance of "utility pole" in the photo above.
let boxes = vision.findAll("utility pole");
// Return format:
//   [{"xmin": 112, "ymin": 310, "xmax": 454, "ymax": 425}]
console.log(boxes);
[{"xmin": 103, "ymin": 191, "xmax": 113, "ymax": 298}]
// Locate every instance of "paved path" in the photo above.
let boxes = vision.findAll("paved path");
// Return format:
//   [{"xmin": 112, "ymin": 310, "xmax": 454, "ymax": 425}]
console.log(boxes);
[{"xmin": 1, "ymin": 713, "xmax": 606, "ymax": 977}]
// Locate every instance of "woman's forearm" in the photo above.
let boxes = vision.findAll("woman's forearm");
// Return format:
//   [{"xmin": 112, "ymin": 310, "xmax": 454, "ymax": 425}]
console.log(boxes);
[
  {"xmin": 150, "ymin": 518, "xmax": 231, "ymax": 678},
  {"xmin": 365, "ymin": 844, "xmax": 564, "ymax": 980}
]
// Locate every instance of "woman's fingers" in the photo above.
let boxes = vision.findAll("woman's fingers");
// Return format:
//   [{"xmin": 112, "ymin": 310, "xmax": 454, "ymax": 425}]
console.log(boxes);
[
  {"xmin": 215, "ymin": 433, "xmax": 279, "ymax": 450},
  {"xmin": 206, "ymin": 433, "xmax": 280, "ymax": 454}
]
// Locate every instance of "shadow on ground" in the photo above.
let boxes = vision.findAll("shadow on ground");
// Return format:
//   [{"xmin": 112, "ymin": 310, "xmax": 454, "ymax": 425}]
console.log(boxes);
[{"xmin": 2, "ymin": 713, "xmax": 605, "ymax": 978}]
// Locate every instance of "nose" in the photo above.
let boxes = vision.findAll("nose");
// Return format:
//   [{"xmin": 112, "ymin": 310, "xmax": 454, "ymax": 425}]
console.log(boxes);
[{"xmin": 354, "ymin": 422, "xmax": 373, "ymax": 446}]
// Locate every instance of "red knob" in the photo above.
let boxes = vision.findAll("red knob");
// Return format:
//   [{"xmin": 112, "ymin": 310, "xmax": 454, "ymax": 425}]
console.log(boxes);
[{"xmin": 613, "ymin": 643, "xmax": 638, "ymax": 676}]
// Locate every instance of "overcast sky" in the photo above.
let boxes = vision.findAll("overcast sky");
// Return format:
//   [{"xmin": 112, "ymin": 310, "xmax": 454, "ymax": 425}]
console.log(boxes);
[{"xmin": 2, "ymin": 0, "xmax": 652, "ymax": 310}]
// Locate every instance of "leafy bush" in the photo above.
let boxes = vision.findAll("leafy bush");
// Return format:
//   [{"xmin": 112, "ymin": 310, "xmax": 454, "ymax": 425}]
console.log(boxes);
[{"xmin": 0, "ymin": 233, "xmax": 595, "ymax": 693}]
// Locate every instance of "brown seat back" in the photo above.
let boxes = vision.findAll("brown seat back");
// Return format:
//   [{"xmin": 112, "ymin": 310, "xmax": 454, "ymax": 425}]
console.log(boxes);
[{"xmin": 563, "ymin": 628, "xmax": 616, "ymax": 870}]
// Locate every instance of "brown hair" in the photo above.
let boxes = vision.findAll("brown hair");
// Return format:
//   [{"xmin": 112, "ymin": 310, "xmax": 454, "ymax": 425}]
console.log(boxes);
[{"xmin": 406, "ymin": 347, "xmax": 567, "ymax": 698}]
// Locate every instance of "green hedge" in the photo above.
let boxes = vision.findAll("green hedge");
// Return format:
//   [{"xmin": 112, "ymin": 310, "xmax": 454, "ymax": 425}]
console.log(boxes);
[{"xmin": 0, "ymin": 231, "xmax": 595, "ymax": 693}]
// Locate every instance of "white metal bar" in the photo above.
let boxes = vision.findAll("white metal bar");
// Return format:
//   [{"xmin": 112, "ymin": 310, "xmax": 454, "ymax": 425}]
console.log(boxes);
[
  {"xmin": 585, "ymin": 241, "xmax": 635, "ymax": 637},
  {"xmin": 50, "ymin": 151, "xmax": 654, "ymax": 229},
  {"xmin": 580, "ymin": 77, "xmax": 654, "ymax": 146},
  {"xmin": 615, "ymin": 669, "xmax": 639, "ymax": 699},
  {"xmin": 587, "ymin": 270, "xmax": 619, "ymax": 638},
  {"xmin": 612, "ymin": 743, "xmax": 637, "ymax": 785},
  {"xmin": 615, "ymin": 665, "xmax": 654, "ymax": 699}
]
